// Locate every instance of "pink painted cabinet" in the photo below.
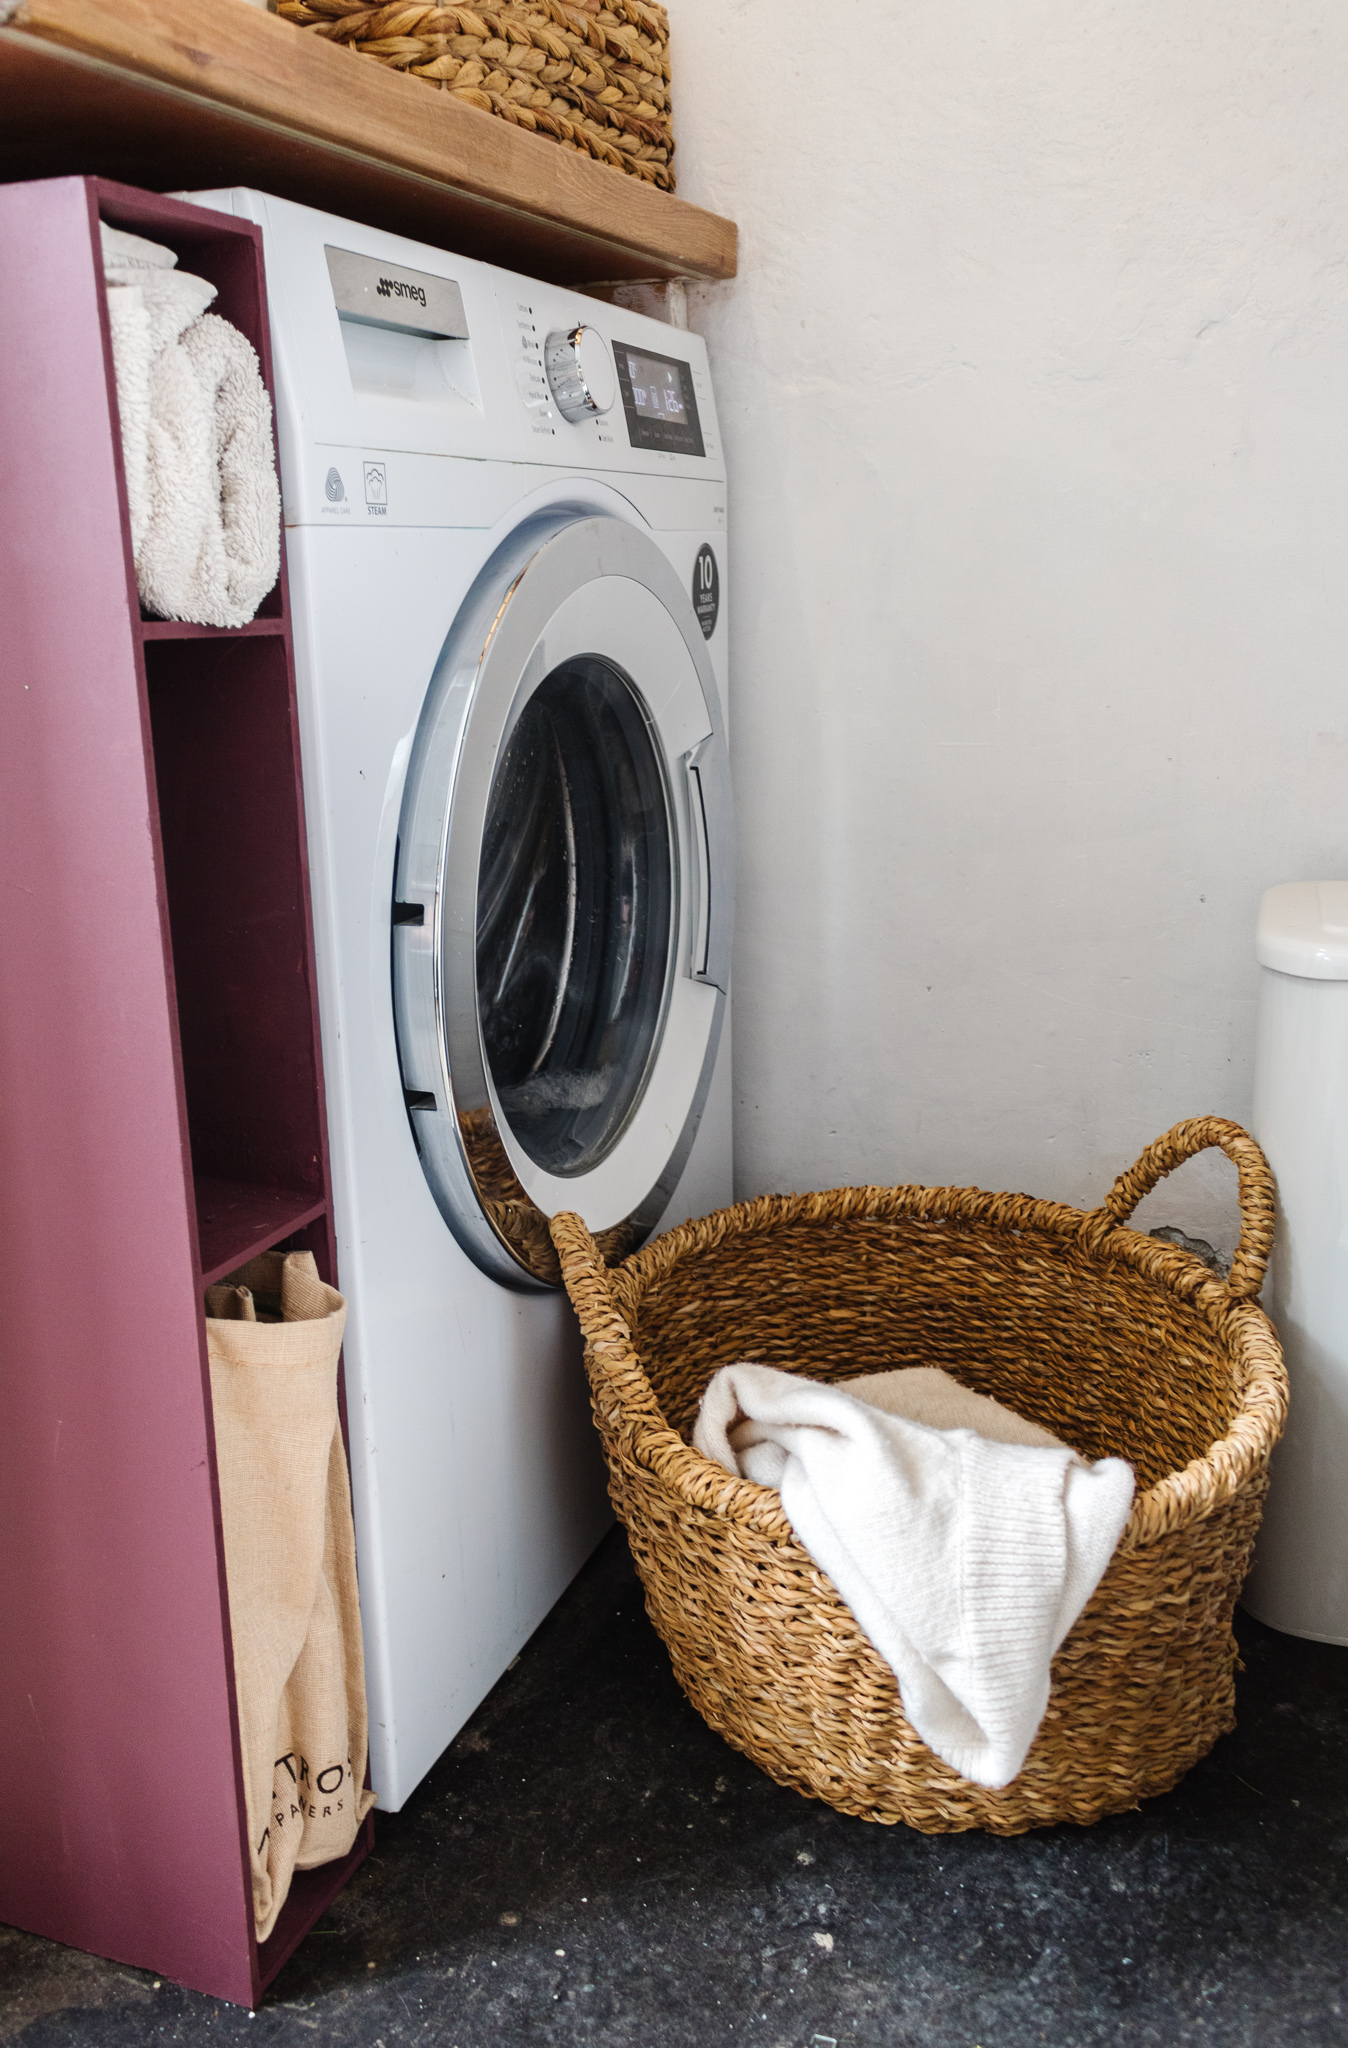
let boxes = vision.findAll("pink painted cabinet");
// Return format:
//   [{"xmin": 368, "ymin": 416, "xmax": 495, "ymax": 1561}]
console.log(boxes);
[{"xmin": 0, "ymin": 176, "xmax": 373, "ymax": 2006}]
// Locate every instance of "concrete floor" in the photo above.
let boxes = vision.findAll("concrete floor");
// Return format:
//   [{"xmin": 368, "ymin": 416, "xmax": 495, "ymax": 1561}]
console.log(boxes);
[{"xmin": 4, "ymin": 1526, "xmax": 1347, "ymax": 2048}]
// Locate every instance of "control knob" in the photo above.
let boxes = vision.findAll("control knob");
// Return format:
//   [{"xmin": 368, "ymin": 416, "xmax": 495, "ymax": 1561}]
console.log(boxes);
[{"xmin": 543, "ymin": 325, "xmax": 616, "ymax": 424}]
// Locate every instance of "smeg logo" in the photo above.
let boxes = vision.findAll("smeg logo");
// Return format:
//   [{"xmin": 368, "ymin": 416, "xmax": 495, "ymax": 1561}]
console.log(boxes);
[{"xmin": 376, "ymin": 276, "xmax": 428, "ymax": 308}]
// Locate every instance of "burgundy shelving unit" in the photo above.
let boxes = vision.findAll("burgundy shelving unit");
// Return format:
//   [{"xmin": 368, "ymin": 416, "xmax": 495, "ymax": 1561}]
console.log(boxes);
[{"xmin": 0, "ymin": 175, "xmax": 373, "ymax": 2006}]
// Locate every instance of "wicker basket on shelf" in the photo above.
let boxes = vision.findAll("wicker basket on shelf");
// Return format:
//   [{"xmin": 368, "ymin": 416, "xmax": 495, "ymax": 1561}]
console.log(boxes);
[
  {"xmin": 550, "ymin": 1118, "xmax": 1288, "ymax": 1836},
  {"xmin": 276, "ymin": 0, "xmax": 676, "ymax": 189}
]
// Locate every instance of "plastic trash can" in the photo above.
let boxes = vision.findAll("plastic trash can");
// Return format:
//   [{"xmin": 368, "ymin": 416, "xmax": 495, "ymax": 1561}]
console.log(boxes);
[{"xmin": 1243, "ymin": 880, "xmax": 1348, "ymax": 1642}]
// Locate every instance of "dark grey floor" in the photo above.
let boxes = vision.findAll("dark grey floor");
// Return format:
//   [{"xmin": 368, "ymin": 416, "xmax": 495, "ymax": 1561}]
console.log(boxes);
[{"xmin": 5, "ymin": 1526, "xmax": 1348, "ymax": 2048}]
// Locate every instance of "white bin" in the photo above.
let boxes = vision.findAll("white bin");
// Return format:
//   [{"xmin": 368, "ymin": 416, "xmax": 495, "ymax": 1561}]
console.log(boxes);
[{"xmin": 1243, "ymin": 879, "xmax": 1348, "ymax": 1642}]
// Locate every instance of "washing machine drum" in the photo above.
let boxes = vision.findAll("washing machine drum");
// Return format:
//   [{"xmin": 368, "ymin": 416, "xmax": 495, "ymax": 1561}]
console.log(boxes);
[{"xmin": 393, "ymin": 513, "xmax": 733, "ymax": 1288}]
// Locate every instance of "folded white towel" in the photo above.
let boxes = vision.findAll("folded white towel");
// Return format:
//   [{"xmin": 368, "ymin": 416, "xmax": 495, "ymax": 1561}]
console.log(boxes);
[
  {"xmin": 693, "ymin": 1363, "xmax": 1135, "ymax": 1789},
  {"xmin": 101, "ymin": 224, "xmax": 280, "ymax": 627}
]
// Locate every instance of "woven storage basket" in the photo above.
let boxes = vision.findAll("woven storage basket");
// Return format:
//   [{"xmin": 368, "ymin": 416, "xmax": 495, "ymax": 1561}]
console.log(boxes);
[
  {"xmin": 550, "ymin": 1117, "xmax": 1287, "ymax": 1835},
  {"xmin": 276, "ymin": 0, "xmax": 676, "ymax": 189}
]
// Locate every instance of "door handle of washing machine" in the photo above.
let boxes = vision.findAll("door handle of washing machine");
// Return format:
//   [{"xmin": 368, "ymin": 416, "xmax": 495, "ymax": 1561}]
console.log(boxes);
[{"xmin": 684, "ymin": 732, "xmax": 734, "ymax": 994}]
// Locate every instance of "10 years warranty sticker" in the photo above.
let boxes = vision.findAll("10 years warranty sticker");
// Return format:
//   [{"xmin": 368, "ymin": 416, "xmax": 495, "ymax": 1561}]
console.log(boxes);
[{"xmin": 692, "ymin": 543, "xmax": 719, "ymax": 639}]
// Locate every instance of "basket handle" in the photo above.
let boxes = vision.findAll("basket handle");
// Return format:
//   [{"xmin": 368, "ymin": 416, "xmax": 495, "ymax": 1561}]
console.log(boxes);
[
  {"xmin": 549, "ymin": 1210, "xmax": 668, "ymax": 1433},
  {"xmin": 1085, "ymin": 1116, "xmax": 1275, "ymax": 1303}
]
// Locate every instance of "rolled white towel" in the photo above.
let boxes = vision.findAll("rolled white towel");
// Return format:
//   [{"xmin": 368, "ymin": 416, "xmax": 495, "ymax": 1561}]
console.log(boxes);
[
  {"xmin": 100, "ymin": 223, "xmax": 280, "ymax": 627},
  {"xmin": 171, "ymin": 311, "xmax": 281, "ymax": 627},
  {"xmin": 101, "ymin": 224, "xmax": 180, "ymax": 283},
  {"xmin": 101, "ymin": 226, "xmax": 214, "ymax": 563},
  {"xmin": 693, "ymin": 1362, "xmax": 1135, "ymax": 1790}
]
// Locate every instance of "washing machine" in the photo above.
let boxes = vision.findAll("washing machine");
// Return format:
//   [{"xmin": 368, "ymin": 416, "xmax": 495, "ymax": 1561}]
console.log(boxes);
[{"xmin": 186, "ymin": 190, "xmax": 733, "ymax": 1810}]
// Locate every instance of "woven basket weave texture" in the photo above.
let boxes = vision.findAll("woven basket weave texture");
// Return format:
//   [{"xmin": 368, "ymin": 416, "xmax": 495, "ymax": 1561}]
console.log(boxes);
[
  {"xmin": 551, "ymin": 1118, "xmax": 1287, "ymax": 1835},
  {"xmin": 276, "ymin": 0, "xmax": 676, "ymax": 189}
]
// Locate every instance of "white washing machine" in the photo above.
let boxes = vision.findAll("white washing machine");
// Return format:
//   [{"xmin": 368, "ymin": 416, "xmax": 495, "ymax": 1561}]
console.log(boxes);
[{"xmin": 186, "ymin": 190, "xmax": 733, "ymax": 1810}]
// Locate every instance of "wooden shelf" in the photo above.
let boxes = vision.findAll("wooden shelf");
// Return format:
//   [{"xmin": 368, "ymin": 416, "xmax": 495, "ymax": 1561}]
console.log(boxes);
[
  {"xmin": 141, "ymin": 617, "xmax": 287, "ymax": 642},
  {"xmin": 0, "ymin": 0, "xmax": 737, "ymax": 287},
  {"xmin": 196, "ymin": 1177, "xmax": 330, "ymax": 1288}
]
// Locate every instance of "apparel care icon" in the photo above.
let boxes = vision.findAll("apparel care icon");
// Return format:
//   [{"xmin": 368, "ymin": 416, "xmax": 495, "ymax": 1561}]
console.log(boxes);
[{"xmin": 324, "ymin": 467, "xmax": 345, "ymax": 503}]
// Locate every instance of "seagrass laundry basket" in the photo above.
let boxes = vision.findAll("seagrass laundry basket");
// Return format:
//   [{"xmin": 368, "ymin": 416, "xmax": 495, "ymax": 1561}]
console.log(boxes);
[
  {"xmin": 550, "ymin": 1117, "xmax": 1288, "ymax": 1835},
  {"xmin": 275, "ymin": 0, "xmax": 677, "ymax": 190}
]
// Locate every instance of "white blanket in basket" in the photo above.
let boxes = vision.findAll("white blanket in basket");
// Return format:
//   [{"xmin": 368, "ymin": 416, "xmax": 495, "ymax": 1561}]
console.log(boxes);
[{"xmin": 693, "ymin": 1364, "xmax": 1134, "ymax": 1790}]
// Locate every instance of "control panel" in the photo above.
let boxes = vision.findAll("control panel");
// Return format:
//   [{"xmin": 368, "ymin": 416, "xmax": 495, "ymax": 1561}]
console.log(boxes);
[{"xmin": 184, "ymin": 188, "xmax": 724, "ymax": 506}]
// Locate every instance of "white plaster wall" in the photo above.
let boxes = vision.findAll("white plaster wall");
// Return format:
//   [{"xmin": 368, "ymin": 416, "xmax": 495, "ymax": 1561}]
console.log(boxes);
[{"xmin": 671, "ymin": 1, "xmax": 1348, "ymax": 1255}]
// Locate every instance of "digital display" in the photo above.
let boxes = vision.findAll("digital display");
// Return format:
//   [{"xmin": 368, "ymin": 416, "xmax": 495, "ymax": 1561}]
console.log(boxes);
[
  {"xmin": 614, "ymin": 342, "xmax": 705, "ymax": 457},
  {"xmin": 627, "ymin": 352, "xmax": 686, "ymax": 421}
]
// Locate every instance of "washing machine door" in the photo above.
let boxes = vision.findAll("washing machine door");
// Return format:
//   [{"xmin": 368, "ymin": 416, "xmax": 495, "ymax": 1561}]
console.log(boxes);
[{"xmin": 392, "ymin": 513, "xmax": 732, "ymax": 1289}]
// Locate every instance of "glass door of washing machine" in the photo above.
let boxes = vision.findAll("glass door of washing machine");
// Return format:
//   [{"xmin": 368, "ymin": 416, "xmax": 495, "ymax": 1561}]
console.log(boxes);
[{"xmin": 392, "ymin": 514, "xmax": 732, "ymax": 1289}]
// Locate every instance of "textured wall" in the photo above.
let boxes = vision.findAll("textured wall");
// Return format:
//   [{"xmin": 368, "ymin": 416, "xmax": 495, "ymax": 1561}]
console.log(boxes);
[{"xmin": 672, "ymin": 2, "xmax": 1348, "ymax": 1254}]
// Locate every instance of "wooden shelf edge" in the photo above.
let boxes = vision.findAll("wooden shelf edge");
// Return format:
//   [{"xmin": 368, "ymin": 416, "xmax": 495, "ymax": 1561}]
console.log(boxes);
[
  {"xmin": 141, "ymin": 616, "xmax": 287, "ymax": 641},
  {"xmin": 196, "ymin": 1178, "xmax": 329, "ymax": 1286},
  {"xmin": 2, "ymin": 0, "xmax": 737, "ymax": 284}
]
